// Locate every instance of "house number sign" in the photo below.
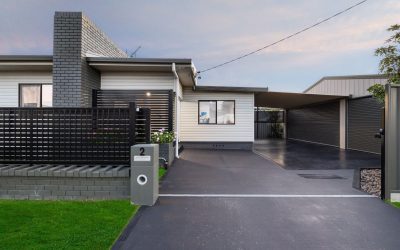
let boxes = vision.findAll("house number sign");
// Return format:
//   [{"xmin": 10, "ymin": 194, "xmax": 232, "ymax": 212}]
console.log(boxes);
[{"xmin": 134, "ymin": 147, "xmax": 151, "ymax": 162}]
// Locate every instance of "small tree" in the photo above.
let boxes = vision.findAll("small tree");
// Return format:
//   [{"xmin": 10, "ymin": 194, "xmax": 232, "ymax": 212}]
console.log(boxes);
[{"xmin": 367, "ymin": 24, "xmax": 400, "ymax": 103}]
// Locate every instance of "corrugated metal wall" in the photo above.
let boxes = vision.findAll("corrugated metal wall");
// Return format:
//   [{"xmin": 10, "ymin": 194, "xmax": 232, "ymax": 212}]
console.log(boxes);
[
  {"xmin": 287, "ymin": 101, "xmax": 340, "ymax": 146},
  {"xmin": 304, "ymin": 76, "xmax": 387, "ymax": 97},
  {"xmin": 347, "ymin": 97, "xmax": 382, "ymax": 154}
]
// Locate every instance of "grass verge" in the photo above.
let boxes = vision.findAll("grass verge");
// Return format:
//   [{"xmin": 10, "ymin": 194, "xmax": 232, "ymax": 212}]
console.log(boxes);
[
  {"xmin": 391, "ymin": 202, "xmax": 400, "ymax": 209},
  {"xmin": 159, "ymin": 167, "xmax": 167, "ymax": 180},
  {"xmin": 0, "ymin": 200, "xmax": 138, "ymax": 250}
]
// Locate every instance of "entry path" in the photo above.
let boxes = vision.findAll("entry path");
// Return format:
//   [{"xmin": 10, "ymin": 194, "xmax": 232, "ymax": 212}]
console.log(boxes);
[{"xmin": 114, "ymin": 149, "xmax": 400, "ymax": 250}]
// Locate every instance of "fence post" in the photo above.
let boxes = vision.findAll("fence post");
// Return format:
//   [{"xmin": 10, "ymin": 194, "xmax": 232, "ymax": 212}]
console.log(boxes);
[
  {"xmin": 92, "ymin": 89, "xmax": 98, "ymax": 107},
  {"xmin": 129, "ymin": 102, "xmax": 136, "ymax": 146},
  {"xmin": 384, "ymin": 84, "xmax": 400, "ymax": 201},
  {"xmin": 144, "ymin": 108, "xmax": 151, "ymax": 143},
  {"xmin": 256, "ymin": 107, "xmax": 259, "ymax": 139}
]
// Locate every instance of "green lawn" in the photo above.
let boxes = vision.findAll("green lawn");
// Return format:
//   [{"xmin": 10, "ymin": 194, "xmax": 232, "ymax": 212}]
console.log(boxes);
[
  {"xmin": 392, "ymin": 202, "xmax": 400, "ymax": 209},
  {"xmin": 159, "ymin": 167, "xmax": 167, "ymax": 180},
  {"xmin": 0, "ymin": 167, "xmax": 169, "ymax": 250},
  {"xmin": 0, "ymin": 200, "xmax": 138, "ymax": 250}
]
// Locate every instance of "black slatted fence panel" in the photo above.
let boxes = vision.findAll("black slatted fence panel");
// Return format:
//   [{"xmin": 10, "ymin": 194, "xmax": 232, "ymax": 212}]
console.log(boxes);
[
  {"xmin": 95, "ymin": 90, "xmax": 173, "ymax": 133},
  {"xmin": 0, "ymin": 104, "xmax": 150, "ymax": 164},
  {"xmin": 254, "ymin": 110, "xmax": 284, "ymax": 139}
]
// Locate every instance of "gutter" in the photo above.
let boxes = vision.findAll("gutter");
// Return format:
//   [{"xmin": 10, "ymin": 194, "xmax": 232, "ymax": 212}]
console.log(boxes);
[{"xmin": 172, "ymin": 63, "xmax": 180, "ymax": 158}]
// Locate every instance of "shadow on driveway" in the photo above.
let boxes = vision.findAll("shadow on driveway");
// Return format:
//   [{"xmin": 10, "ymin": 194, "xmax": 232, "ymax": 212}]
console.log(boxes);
[{"xmin": 254, "ymin": 139, "xmax": 381, "ymax": 170}]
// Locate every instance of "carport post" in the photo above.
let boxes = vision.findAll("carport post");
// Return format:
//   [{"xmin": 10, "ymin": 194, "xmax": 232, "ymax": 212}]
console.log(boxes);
[
  {"xmin": 283, "ymin": 109, "xmax": 287, "ymax": 139},
  {"xmin": 339, "ymin": 99, "xmax": 346, "ymax": 149},
  {"xmin": 384, "ymin": 84, "xmax": 400, "ymax": 201}
]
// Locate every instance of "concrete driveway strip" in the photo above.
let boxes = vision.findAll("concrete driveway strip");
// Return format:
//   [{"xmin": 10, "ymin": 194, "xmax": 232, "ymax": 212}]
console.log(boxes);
[{"xmin": 114, "ymin": 149, "xmax": 400, "ymax": 250}]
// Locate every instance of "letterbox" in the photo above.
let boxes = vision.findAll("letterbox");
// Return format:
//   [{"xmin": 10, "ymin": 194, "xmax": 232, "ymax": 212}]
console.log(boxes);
[{"xmin": 130, "ymin": 144, "xmax": 159, "ymax": 206}]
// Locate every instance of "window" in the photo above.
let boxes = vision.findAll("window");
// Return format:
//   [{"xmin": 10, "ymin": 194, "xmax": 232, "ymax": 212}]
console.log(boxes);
[
  {"xmin": 19, "ymin": 84, "xmax": 53, "ymax": 107},
  {"xmin": 198, "ymin": 100, "xmax": 235, "ymax": 125}
]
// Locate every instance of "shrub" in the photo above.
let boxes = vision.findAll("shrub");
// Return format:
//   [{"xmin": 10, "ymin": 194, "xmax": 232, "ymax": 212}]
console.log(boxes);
[{"xmin": 151, "ymin": 128, "xmax": 174, "ymax": 144}]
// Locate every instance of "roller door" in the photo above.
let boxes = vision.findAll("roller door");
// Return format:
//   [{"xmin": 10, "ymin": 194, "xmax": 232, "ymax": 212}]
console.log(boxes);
[
  {"xmin": 287, "ymin": 101, "xmax": 340, "ymax": 146},
  {"xmin": 347, "ymin": 97, "xmax": 382, "ymax": 154}
]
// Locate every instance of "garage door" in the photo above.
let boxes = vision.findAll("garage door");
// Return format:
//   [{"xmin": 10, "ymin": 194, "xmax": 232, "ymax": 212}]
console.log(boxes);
[
  {"xmin": 287, "ymin": 101, "xmax": 340, "ymax": 146},
  {"xmin": 347, "ymin": 97, "xmax": 382, "ymax": 154}
]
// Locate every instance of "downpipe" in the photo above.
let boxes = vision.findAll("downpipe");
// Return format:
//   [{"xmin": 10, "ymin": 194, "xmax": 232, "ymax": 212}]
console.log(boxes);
[{"xmin": 172, "ymin": 63, "xmax": 180, "ymax": 159}]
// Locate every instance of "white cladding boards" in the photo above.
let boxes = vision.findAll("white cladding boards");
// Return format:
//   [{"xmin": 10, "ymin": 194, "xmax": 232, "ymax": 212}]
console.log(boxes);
[
  {"xmin": 0, "ymin": 72, "xmax": 53, "ymax": 107},
  {"xmin": 100, "ymin": 72, "xmax": 177, "ymax": 91},
  {"xmin": 180, "ymin": 88, "xmax": 254, "ymax": 142},
  {"xmin": 305, "ymin": 78, "xmax": 388, "ymax": 97}
]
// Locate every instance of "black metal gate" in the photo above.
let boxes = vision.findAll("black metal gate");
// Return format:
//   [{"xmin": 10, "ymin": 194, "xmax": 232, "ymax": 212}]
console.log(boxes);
[
  {"xmin": 347, "ymin": 96, "xmax": 382, "ymax": 153},
  {"xmin": 254, "ymin": 109, "xmax": 284, "ymax": 139}
]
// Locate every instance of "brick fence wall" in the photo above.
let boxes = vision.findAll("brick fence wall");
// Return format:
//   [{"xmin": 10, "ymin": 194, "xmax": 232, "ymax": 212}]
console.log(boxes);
[
  {"xmin": 0, "ymin": 165, "xmax": 130, "ymax": 200},
  {"xmin": 0, "ymin": 176, "xmax": 129, "ymax": 200}
]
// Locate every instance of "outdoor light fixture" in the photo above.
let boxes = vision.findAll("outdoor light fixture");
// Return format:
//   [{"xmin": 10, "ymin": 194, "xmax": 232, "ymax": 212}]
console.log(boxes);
[{"xmin": 146, "ymin": 92, "xmax": 151, "ymax": 97}]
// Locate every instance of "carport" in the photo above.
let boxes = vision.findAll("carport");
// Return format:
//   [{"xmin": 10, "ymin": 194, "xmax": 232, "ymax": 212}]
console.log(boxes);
[
  {"xmin": 254, "ymin": 91, "xmax": 346, "ymax": 148},
  {"xmin": 253, "ymin": 90, "xmax": 381, "ymax": 170}
]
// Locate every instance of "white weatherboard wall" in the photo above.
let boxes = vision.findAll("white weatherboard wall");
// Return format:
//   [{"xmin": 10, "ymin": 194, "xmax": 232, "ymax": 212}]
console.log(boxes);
[
  {"xmin": 305, "ymin": 77, "xmax": 388, "ymax": 97},
  {"xmin": 0, "ymin": 72, "xmax": 52, "ymax": 107},
  {"xmin": 180, "ymin": 88, "xmax": 254, "ymax": 142},
  {"xmin": 100, "ymin": 72, "xmax": 176, "ymax": 91}
]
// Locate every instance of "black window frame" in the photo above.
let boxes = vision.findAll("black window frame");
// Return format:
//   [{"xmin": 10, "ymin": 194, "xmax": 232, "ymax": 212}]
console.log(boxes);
[
  {"xmin": 198, "ymin": 100, "xmax": 235, "ymax": 125},
  {"xmin": 19, "ymin": 83, "xmax": 52, "ymax": 108}
]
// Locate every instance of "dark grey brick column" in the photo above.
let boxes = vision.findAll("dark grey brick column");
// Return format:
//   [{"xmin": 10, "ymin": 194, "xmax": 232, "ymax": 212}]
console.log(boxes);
[{"xmin": 53, "ymin": 12, "xmax": 127, "ymax": 107}]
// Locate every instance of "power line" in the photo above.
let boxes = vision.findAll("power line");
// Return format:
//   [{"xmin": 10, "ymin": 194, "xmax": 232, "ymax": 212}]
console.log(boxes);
[{"xmin": 197, "ymin": 0, "xmax": 369, "ymax": 75}]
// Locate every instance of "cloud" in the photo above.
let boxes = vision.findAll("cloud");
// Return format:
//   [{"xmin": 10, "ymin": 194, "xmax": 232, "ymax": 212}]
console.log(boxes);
[{"xmin": 0, "ymin": 0, "xmax": 398, "ymax": 92}]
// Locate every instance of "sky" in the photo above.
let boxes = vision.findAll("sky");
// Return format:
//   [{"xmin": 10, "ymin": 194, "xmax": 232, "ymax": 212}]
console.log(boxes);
[{"xmin": 0, "ymin": 0, "xmax": 399, "ymax": 92}]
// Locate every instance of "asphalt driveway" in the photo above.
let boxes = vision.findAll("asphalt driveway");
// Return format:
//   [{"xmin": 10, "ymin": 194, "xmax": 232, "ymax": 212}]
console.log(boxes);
[
  {"xmin": 159, "ymin": 149, "xmax": 362, "ymax": 195},
  {"xmin": 114, "ymin": 149, "xmax": 400, "ymax": 250}
]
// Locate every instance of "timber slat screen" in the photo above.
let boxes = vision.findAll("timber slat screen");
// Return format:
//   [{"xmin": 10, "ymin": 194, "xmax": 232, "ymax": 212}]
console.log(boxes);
[
  {"xmin": 94, "ymin": 90, "xmax": 173, "ymax": 133},
  {"xmin": 0, "ymin": 104, "xmax": 150, "ymax": 164}
]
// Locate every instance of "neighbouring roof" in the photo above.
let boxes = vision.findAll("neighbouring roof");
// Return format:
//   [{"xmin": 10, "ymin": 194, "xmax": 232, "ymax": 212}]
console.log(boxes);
[
  {"xmin": 87, "ymin": 57, "xmax": 196, "ymax": 87},
  {"xmin": 303, "ymin": 74, "xmax": 388, "ymax": 93},
  {"xmin": 0, "ymin": 55, "xmax": 53, "ymax": 71}
]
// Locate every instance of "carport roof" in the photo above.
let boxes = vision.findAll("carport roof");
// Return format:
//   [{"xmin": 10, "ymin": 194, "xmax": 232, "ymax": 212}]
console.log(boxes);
[
  {"xmin": 255, "ymin": 91, "xmax": 347, "ymax": 109},
  {"xmin": 194, "ymin": 85, "xmax": 347, "ymax": 109},
  {"xmin": 194, "ymin": 85, "xmax": 347, "ymax": 108}
]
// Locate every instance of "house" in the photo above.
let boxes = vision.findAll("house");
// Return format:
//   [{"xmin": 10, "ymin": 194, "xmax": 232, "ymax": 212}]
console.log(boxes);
[{"xmin": 0, "ymin": 11, "xmax": 385, "ymax": 158}]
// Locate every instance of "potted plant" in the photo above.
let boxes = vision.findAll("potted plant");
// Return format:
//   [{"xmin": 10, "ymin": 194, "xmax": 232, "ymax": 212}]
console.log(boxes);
[{"xmin": 151, "ymin": 128, "xmax": 175, "ymax": 167}]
